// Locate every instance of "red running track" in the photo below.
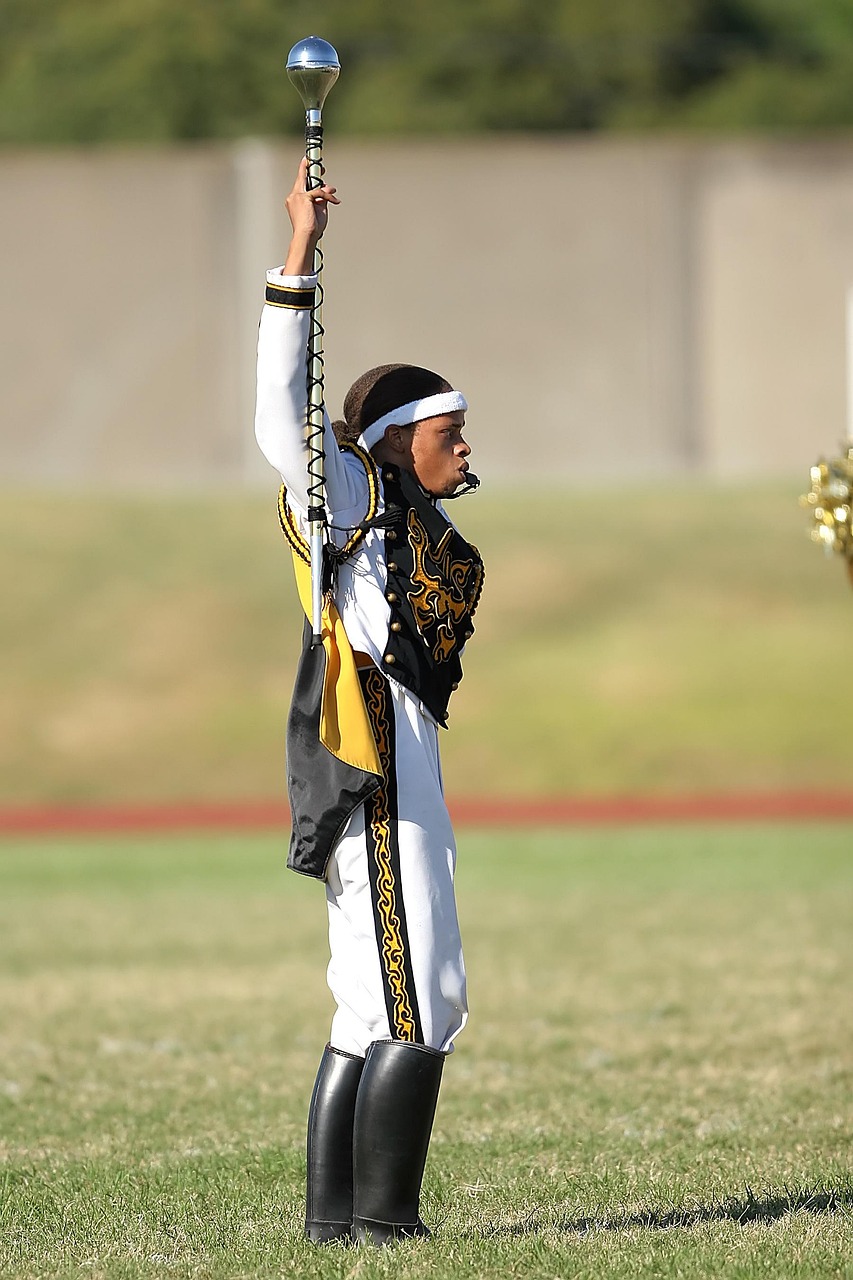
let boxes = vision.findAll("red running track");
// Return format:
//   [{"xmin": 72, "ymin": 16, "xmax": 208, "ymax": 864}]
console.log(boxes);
[{"xmin": 2, "ymin": 793, "xmax": 853, "ymax": 836}]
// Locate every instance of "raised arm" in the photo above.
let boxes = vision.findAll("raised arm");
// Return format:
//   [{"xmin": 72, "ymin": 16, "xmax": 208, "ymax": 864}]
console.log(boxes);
[{"xmin": 255, "ymin": 160, "xmax": 363, "ymax": 516}]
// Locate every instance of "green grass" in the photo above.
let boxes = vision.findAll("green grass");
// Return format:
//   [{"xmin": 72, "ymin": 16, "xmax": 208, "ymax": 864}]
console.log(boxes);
[
  {"xmin": 2, "ymin": 482, "xmax": 852, "ymax": 804},
  {"xmin": 1, "ymin": 826, "xmax": 851, "ymax": 1278}
]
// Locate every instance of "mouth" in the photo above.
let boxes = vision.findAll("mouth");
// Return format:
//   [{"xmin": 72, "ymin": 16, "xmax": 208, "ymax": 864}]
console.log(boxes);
[{"xmin": 452, "ymin": 464, "xmax": 480, "ymax": 496}]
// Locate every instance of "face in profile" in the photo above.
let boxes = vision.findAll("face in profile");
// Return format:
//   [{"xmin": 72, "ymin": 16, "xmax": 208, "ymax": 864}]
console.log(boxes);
[{"xmin": 399, "ymin": 412, "xmax": 472, "ymax": 498}]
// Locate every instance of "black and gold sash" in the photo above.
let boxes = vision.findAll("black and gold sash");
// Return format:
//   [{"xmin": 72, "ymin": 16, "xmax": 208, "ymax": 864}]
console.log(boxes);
[{"xmin": 379, "ymin": 464, "xmax": 484, "ymax": 726}]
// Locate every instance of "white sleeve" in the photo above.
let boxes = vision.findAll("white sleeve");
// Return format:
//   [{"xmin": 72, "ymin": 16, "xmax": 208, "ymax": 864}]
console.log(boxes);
[{"xmin": 254, "ymin": 268, "xmax": 365, "ymax": 517}]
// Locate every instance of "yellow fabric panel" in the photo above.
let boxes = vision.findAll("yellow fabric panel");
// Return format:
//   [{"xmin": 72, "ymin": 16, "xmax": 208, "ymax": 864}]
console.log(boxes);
[{"xmin": 291, "ymin": 552, "xmax": 382, "ymax": 777}]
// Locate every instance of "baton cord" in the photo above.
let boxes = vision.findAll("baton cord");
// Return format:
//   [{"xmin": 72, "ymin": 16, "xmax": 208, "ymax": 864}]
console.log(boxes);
[{"xmin": 304, "ymin": 115, "xmax": 328, "ymax": 642}]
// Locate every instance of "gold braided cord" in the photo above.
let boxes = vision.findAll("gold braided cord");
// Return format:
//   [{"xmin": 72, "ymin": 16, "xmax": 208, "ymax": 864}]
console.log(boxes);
[
  {"xmin": 278, "ymin": 486, "xmax": 311, "ymax": 564},
  {"xmin": 277, "ymin": 444, "xmax": 380, "ymax": 566},
  {"xmin": 341, "ymin": 442, "xmax": 380, "ymax": 548}
]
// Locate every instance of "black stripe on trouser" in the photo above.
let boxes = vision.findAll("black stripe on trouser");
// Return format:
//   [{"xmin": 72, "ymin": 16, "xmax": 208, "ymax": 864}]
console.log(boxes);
[{"xmin": 360, "ymin": 667, "xmax": 423, "ymax": 1044}]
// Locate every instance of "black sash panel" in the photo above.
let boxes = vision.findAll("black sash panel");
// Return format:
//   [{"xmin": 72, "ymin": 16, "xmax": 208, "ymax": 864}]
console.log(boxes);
[{"xmin": 286, "ymin": 618, "xmax": 382, "ymax": 879}]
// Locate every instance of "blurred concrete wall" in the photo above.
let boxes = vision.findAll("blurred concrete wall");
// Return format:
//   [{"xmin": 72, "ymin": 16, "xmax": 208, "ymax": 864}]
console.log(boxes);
[{"xmin": 2, "ymin": 137, "xmax": 853, "ymax": 488}]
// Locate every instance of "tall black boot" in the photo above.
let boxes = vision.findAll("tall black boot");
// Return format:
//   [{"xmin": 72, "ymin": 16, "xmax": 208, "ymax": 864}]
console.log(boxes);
[
  {"xmin": 305, "ymin": 1043, "xmax": 364, "ymax": 1244},
  {"xmin": 352, "ymin": 1039, "xmax": 445, "ymax": 1245}
]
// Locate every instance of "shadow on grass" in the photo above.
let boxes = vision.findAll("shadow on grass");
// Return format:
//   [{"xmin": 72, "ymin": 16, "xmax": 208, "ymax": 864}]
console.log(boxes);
[{"xmin": 472, "ymin": 1183, "xmax": 853, "ymax": 1238}]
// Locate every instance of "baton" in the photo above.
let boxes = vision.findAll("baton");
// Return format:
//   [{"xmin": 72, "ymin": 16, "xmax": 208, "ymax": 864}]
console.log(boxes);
[{"xmin": 286, "ymin": 36, "xmax": 341, "ymax": 644}]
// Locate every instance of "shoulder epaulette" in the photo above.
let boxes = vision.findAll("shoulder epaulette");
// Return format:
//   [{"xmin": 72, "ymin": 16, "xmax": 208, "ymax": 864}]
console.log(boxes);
[{"xmin": 278, "ymin": 442, "xmax": 380, "ymax": 561}]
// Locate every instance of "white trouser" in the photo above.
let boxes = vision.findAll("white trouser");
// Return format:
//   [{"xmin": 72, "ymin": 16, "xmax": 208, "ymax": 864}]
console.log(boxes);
[{"xmin": 324, "ymin": 673, "xmax": 467, "ymax": 1057}]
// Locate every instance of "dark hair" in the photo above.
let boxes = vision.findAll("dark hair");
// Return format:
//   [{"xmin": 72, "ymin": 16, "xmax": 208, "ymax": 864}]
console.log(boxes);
[{"xmin": 332, "ymin": 363, "xmax": 452, "ymax": 447}]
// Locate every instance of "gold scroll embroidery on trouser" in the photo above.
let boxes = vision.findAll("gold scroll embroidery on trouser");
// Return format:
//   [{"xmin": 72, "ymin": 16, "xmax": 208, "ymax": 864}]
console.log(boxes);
[{"xmin": 362, "ymin": 665, "xmax": 421, "ymax": 1043}]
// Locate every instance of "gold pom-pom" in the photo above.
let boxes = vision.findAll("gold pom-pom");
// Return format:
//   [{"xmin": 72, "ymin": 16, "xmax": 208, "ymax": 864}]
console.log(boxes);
[{"xmin": 800, "ymin": 447, "xmax": 853, "ymax": 585}]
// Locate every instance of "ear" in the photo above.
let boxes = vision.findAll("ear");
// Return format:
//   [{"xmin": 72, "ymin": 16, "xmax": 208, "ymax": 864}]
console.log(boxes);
[{"xmin": 382, "ymin": 424, "xmax": 407, "ymax": 456}]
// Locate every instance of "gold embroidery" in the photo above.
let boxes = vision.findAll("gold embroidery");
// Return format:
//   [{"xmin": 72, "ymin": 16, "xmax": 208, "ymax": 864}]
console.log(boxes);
[
  {"xmin": 363, "ymin": 668, "xmax": 417, "ymax": 1042},
  {"xmin": 405, "ymin": 510, "xmax": 484, "ymax": 664}
]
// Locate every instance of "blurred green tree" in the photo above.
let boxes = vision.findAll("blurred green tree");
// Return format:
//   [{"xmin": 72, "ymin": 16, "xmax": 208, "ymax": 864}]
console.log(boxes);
[{"xmin": 1, "ymin": 0, "xmax": 852, "ymax": 143}]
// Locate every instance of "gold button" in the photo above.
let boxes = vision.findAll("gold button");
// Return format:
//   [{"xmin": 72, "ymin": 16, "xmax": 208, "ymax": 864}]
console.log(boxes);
[
  {"xmin": 387, "ymin": 530, "xmax": 396, "ymax": 541},
  {"xmin": 387, "ymin": 561, "xmax": 398, "ymax": 572},
  {"xmin": 384, "ymin": 471, "xmax": 394, "ymax": 482},
  {"xmin": 451, "ymin": 681, "xmax": 459, "ymax": 691},
  {"xmin": 384, "ymin": 653, "xmax": 396, "ymax": 665},
  {"xmin": 390, "ymin": 621, "xmax": 402, "ymax": 633},
  {"xmin": 386, "ymin": 592, "xmax": 398, "ymax": 604}
]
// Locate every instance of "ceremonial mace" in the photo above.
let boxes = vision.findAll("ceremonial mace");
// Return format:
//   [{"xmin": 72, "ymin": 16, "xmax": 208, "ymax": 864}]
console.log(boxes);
[
  {"xmin": 800, "ymin": 287, "xmax": 853, "ymax": 588},
  {"xmin": 287, "ymin": 36, "xmax": 340, "ymax": 644}
]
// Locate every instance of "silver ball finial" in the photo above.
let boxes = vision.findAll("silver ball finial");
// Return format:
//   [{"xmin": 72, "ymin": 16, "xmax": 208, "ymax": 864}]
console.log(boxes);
[{"xmin": 286, "ymin": 36, "xmax": 340, "ymax": 111}]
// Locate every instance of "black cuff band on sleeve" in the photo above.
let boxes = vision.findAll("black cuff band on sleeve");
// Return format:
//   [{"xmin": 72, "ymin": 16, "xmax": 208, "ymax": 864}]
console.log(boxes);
[{"xmin": 265, "ymin": 282, "xmax": 316, "ymax": 310}]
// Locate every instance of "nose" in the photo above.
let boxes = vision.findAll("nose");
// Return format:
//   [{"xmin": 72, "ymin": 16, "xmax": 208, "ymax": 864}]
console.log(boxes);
[{"xmin": 456, "ymin": 436, "xmax": 471, "ymax": 457}]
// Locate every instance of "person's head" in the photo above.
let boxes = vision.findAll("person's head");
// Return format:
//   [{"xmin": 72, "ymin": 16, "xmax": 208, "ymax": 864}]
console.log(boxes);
[{"xmin": 333, "ymin": 364, "xmax": 472, "ymax": 499}]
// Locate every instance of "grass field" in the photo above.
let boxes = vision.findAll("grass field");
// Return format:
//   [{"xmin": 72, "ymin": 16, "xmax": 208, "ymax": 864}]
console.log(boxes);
[
  {"xmin": 1, "ymin": 825, "xmax": 851, "ymax": 1279},
  {"xmin": 4, "ymin": 482, "xmax": 853, "ymax": 805}
]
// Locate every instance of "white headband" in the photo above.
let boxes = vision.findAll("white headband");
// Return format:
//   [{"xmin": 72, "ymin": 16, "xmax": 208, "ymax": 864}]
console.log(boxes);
[{"xmin": 356, "ymin": 391, "xmax": 468, "ymax": 450}]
